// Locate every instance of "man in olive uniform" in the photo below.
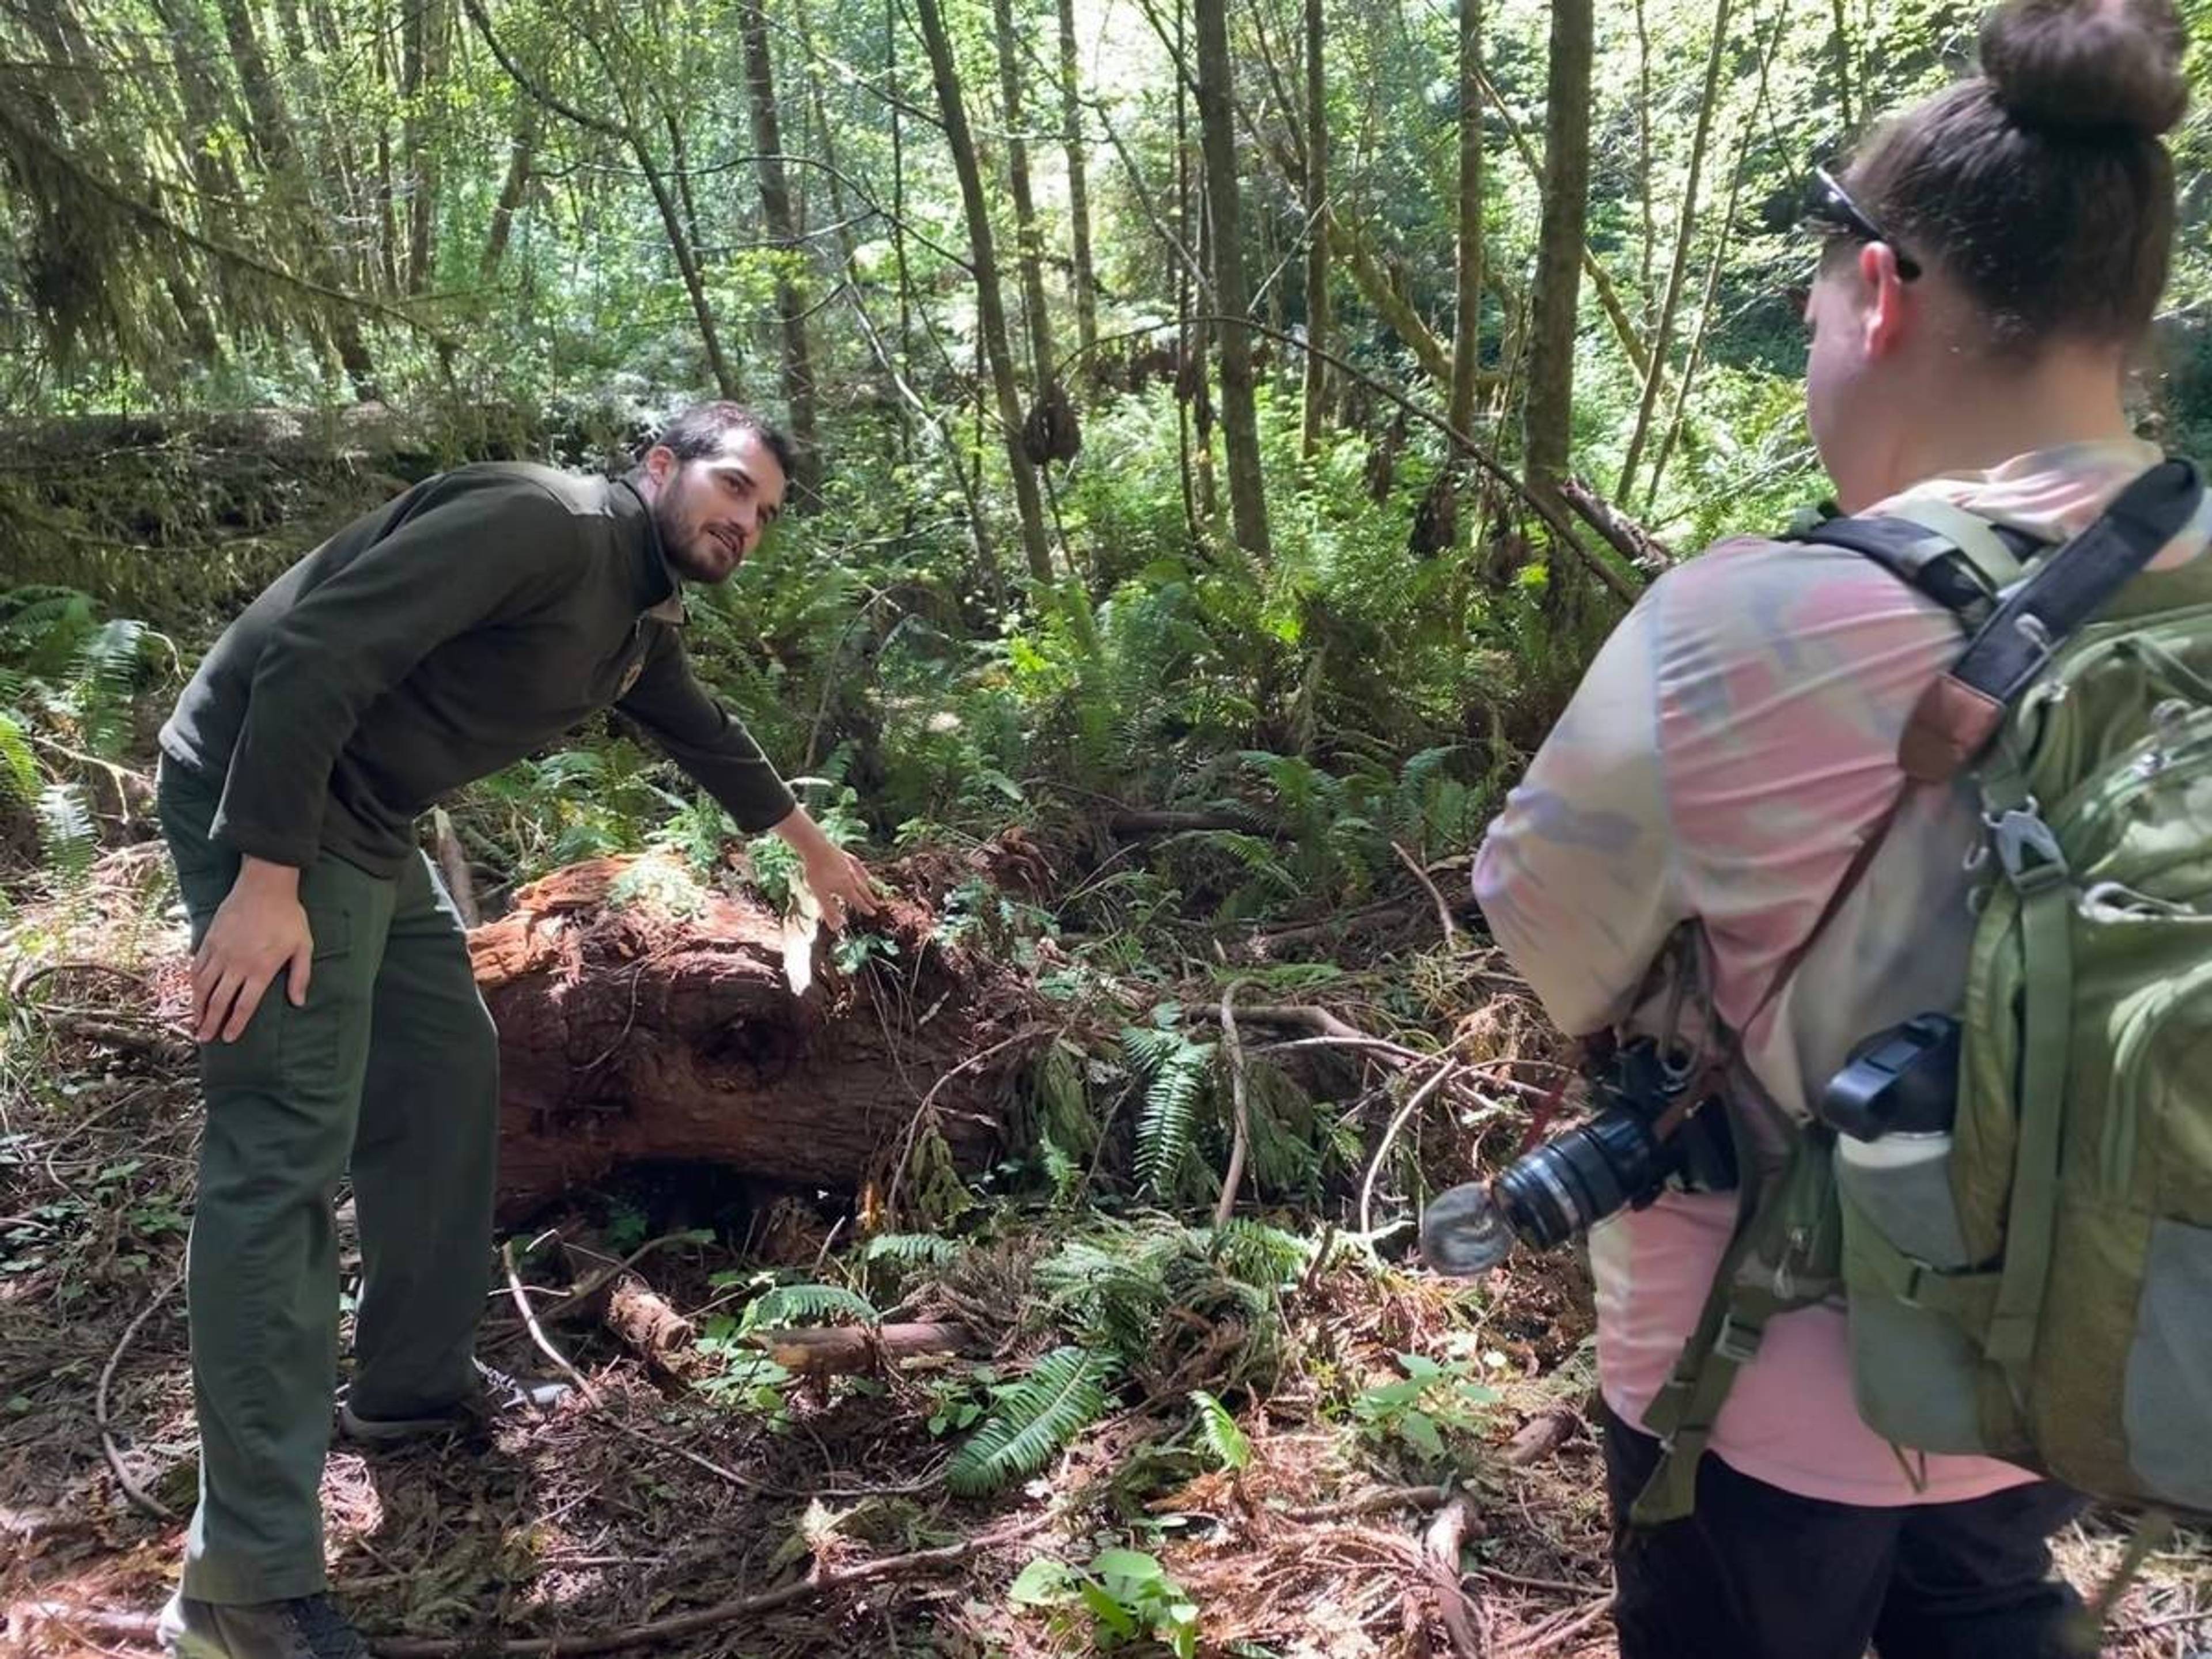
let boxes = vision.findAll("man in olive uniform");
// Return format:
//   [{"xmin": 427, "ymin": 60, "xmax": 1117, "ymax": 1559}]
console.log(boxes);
[{"xmin": 153, "ymin": 404, "xmax": 877, "ymax": 1659}]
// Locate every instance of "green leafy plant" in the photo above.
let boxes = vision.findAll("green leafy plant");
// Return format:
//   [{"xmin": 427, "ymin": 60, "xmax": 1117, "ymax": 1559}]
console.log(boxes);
[
  {"xmin": 1007, "ymin": 1547, "xmax": 1202, "ymax": 1657},
  {"xmin": 946, "ymin": 1344, "xmax": 1116, "ymax": 1496},
  {"xmin": 1187, "ymin": 1389, "xmax": 1251, "ymax": 1471},
  {"xmin": 1351, "ymin": 1351, "xmax": 1502, "ymax": 1462}
]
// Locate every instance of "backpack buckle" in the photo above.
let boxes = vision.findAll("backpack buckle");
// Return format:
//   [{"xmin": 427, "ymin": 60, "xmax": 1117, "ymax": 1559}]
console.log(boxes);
[
  {"xmin": 1713, "ymin": 1313, "xmax": 1765, "ymax": 1365},
  {"xmin": 1988, "ymin": 800, "xmax": 2068, "ymax": 893}
]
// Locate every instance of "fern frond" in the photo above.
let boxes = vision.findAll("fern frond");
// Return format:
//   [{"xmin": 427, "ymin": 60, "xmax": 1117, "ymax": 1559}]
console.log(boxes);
[
  {"xmin": 1188, "ymin": 1389, "xmax": 1251, "ymax": 1471},
  {"xmin": 1031, "ymin": 1041, "xmax": 1096, "ymax": 1155},
  {"xmin": 861, "ymin": 1233, "xmax": 963, "ymax": 1268},
  {"xmin": 1135, "ymin": 1038, "xmax": 1214, "ymax": 1194},
  {"xmin": 1207, "ymin": 1218, "xmax": 1311, "ymax": 1289},
  {"xmin": 738, "ymin": 1282, "xmax": 880, "ymax": 1333},
  {"xmin": 1036, "ymin": 1230, "xmax": 1173, "ymax": 1357},
  {"xmin": 69, "ymin": 618, "xmax": 146, "ymax": 756},
  {"xmin": 947, "ymin": 1345, "xmax": 1115, "ymax": 1495},
  {"xmin": 35, "ymin": 782, "xmax": 96, "ymax": 888},
  {"xmin": 0, "ymin": 709, "xmax": 38, "ymax": 803},
  {"xmin": 1118, "ymin": 1024, "xmax": 1185, "ymax": 1075}
]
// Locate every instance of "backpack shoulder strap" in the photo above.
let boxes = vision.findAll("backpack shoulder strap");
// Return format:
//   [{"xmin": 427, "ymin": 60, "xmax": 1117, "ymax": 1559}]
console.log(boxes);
[
  {"xmin": 1902, "ymin": 458, "xmax": 2204, "ymax": 780},
  {"xmin": 1793, "ymin": 506, "xmax": 2047, "ymax": 628}
]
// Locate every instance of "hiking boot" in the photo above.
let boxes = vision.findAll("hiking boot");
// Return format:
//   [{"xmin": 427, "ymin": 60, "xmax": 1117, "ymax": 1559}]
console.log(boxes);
[
  {"xmin": 335, "ymin": 1358, "xmax": 571, "ymax": 1445},
  {"xmin": 156, "ymin": 1592, "xmax": 368, "ymax": 1659}
]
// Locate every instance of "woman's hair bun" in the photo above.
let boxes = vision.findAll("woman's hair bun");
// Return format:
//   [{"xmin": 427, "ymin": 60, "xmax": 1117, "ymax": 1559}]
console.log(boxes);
[{"xmin": 1979, "ymin": 0, "xmax": 2190, "ymax": 139}]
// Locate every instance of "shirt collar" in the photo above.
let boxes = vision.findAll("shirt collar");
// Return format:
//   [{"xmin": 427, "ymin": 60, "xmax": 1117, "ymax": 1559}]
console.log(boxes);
[
  {"xmin": 613, "ymin": 474, "xmax": 688, "ymax": 624},
  {"xmin": 1873, "ymin": 438, "xmax": 2211, "ymax": 570}
]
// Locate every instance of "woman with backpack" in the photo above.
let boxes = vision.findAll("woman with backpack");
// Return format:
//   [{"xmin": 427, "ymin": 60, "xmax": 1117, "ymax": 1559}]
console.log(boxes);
[{"xmin": 1472, "ymin": 1, "xmax": 2212, "ymax": 1653}]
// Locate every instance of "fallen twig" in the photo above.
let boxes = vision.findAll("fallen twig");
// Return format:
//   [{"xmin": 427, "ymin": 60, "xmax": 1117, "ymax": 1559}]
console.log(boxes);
[
  {"xmin": 1392, "ymin": 842, "xmax": 1461, "ymax": 946},
  {"xmin": 1559, "ymin": 478, "xmax": 1677, "ymax": 575},
  {"xmin": 1358, "ymin": 1059, "xmax": 1460, "ymax": 1240},
  {"xmin": 40, "ymin": 1014, "xmax": 192, "ymax": 1065},
  {"xmin": 752, "ymin": 1321, "xmax": 970, "ymax": 1374},
  {"xmin": 1188, "ymin": 1001, "xmax": 1374, "ymax": 1044},
  {"xmin": 366, "ymin": 1518, "xmax": 1039, "ymax": 1656},
  {"xmin": 1213, "ymin": 982, "xmax": 1252, "ymax": 1230},
  {"xmin": 2109, "ymin": 1605, "xmax": 2212, "ymax": 1638},
  {"xmin": 1423, "ymin": 1491, "xmax": 1486, "ymax": 1658},
  {"xmin": 1509, "ymin": 1593, "xmax": 1615, "ymax": 1656},
  {"xmin": 1281, "ymin": 1484, "xmax": 1454, "ymax": 1523},
  {"xmin": 885, "ymin": 1024, "xmax": 1056, "ymax": 1213},
  {"xmin": 544, "ymin": 1231, "xmax": 699, "ymax": 1326},
  {"xmin": 96, "ymin": 1263, "xmax": 185, "ymax": 1524},
  {"xmin": 501, "ymin": 1239, "xmax": 601, "ymax": 1408},
  {"xmin": 6, "ymin": 961, "xmax": 150, "ymax": 1000}
]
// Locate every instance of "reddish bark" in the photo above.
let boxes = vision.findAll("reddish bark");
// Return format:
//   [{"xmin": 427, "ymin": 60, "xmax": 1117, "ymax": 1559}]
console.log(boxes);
[{"xmin": 471, "ymin": 857, "xmax": 1038, "ymax": 1224}]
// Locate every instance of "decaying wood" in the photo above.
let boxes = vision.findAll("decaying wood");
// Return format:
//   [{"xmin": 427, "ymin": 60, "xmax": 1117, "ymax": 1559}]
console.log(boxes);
[
  {"xmin": 469, "ymin": 857, "xmax": 1039, "ymax": 1223},
  {"xmin": 605, "ymin": 1274, "xmax": 696, "ymax": 1365},
  {"xmin": 1559, "ymin": 478, "xmax": 1676, "ymax": 575},
  {"xmin": 430, "ymin": 808, "xmax": 479, "ymax": 927},
  {"xmin": 1501, "ymin": 1400, "xmax": 1582, "ymax": 1467},
  {"xmin": 752, "ymin": 1321, "xmax": 970, "ymax": 1374},
  {"xmin": 1422, "ymin": 1490, "xmax": 1486, "ymax": 1658}
]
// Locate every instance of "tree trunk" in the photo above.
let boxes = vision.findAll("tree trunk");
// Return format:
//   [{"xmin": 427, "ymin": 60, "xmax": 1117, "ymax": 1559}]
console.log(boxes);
[
  {"xmin": 1634, "ymin": 0, "xmax": 1655, "ymax": 316},
  {"xmin": 794, "ymin": 0, "xmax": 860, "ymax": 274},
  {"xmin": 470, "ymin": 859, "xmax": 1033, "ymax": 1223},
  {"xmin": 738, "ymin": 0, "xmax": 823, "ymax": 496},
  {"xmin": 1300, "ymin": 0, "xmax": 1328, "ymax": 458},
  {"xmin": 664, "ymin": 111, "xmax": 706, "ymax": 271},
  {"xmin": 1521, "ymin": 0, "xmax": 1592, "ymax": 517},
  {"xmin": 1647, "ymin": 5, "xmax": 1779, "ymax": 510},
  {"xmin": 627, "ymin": 130, "xmax": 743, "ymax": 400},
  {"xmin": 461, "ymin": 0, "xmax": 741, "ymax": 399},
  {"xmin": 482, "ymin": 109, "xmax": 536, "ymax": 277},
  {"xmin": 400, "ymin": 0, "xmax": 446, "ymax": 294},
  {"xmin": 991, "ymin": 0, "xmax": 1058, "ymax": 392},
  {"xmin": 148, "ymin": 0, "xmax": 248, "ymax": 233},
  {"xmin": 1447, "ymin": 0, "xmax": 1482, "ymax": 438},
  {"xmin": 1830, "ymin": 0, "xmax": 1855, "ymax": 132},
  {"xmin": 217, "ymin": 0, "xmax": 379, "ymax": 395},
  {"xmin": 373, "ymin": 2, "xmax": 402, "ymax": 294},
  {"xmin": 1468, "ymin": 58, "xmax": 1649, "ymax": 384},
  {"xmin": 1615, "ymin": 0, "xmax": 1730, "ymax": 503},
  {"xmin": 1194, "ymin": 0, "xmax": 1271, "ymax": 562},
  {"xmin": 914, "ymin": 0, "xmax": 1056, "ymax": 589},
  {"xmin": 1056, "ymin": 0, "xmax": 1099, "ymax": 387}
]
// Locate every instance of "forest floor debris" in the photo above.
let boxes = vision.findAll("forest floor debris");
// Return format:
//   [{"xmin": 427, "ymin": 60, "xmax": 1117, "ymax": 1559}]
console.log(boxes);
[{"xmin": 2, "ymin": 854, "xmax": 2207, "ymax": 1658}]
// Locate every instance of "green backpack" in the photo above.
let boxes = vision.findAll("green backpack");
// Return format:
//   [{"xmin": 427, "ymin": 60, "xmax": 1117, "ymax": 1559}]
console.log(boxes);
[{"xmin": 1633, "ymin": 459, "xmax": 2212, "ymax": 1541}]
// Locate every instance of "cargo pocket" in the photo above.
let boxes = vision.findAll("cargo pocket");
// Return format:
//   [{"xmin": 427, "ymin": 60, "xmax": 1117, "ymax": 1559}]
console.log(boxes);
[
  {"xmin": 276, "ymin": 904, "xmax": 367, "ymax": 1093},
  {"xmin": 2122, "ymin": 1219, "xmax": 2212, "ymax": 1509}
]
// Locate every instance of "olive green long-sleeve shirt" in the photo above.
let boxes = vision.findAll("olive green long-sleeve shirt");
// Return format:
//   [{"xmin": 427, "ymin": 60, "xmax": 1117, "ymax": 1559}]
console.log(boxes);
[{"xmin": 158, "ymin": 463, "xmax": 796, "ymax": 878}]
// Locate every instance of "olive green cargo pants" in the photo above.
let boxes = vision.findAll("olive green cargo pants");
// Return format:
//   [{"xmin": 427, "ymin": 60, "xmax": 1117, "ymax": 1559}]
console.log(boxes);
[{"xmin": 157, "ymin": 760, "xmax": 500, "ymax": 1604}]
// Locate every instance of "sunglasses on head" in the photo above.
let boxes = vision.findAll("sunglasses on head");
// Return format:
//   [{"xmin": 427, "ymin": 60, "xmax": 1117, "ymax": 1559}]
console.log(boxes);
[{"xmin": 1802, "ymin": 165, "xmax": 1922, "ymax": 281}]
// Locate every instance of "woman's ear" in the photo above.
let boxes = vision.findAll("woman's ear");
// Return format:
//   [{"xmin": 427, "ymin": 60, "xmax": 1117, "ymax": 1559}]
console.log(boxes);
[{"xmin": 1859, "ymin": 242, "xmax": 1915, "ymax": 360}]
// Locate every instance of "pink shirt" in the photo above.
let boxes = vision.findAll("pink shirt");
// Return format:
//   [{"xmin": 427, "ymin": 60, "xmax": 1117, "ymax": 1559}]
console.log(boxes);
[{"xmin": 1472, "ymin": 440, "xmax": 2212, "ymax": 1505}]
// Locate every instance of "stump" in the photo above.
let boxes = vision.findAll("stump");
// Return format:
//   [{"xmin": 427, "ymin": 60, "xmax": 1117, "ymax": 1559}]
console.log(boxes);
[{"xmin": 469, "ymin": 856, "xmax": 1041, "ymax": 1224}]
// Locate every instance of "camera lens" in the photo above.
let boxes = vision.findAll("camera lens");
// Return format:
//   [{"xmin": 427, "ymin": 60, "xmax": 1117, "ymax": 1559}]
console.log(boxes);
[{"xmin": 1491, "ymin": 1108, "xmax": 1668, "ymax": 1249}]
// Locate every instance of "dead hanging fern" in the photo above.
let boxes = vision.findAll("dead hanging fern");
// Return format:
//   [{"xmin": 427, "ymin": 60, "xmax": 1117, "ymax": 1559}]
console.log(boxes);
[{"xmin": 1020, "ymin": 381, "xmax": 1082, "ymax": 464}]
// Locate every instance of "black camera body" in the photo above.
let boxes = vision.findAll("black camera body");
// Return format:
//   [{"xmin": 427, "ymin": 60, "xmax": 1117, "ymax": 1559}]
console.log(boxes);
[{"xmin": 1487, "ymin": 1039, "xmax": 1737, "ymax": 1252}]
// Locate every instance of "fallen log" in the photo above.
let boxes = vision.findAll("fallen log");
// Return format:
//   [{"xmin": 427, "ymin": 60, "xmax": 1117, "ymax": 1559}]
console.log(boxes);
[
  {"xmin": 753, "ymin": 1321, "xmax": 971, "ymax": 1375},
  {"xmin": 605, "ymin": 1275, "xmax": 698, "ymax": 1369},
  {"xmin": 470, "ymin": 856, "xmax": 1044, "ymax": 1224}
]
